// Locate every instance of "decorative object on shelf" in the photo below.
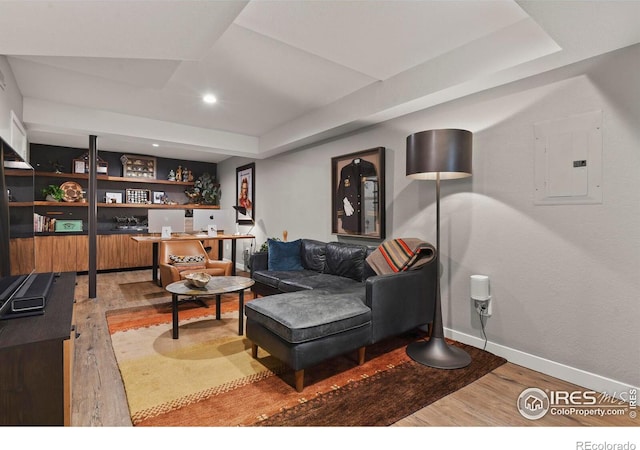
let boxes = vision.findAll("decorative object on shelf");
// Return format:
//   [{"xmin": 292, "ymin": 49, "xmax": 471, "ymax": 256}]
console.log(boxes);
[
  {"xmin": 176, "ymin": 165, "xmax": 183, "ymax": 182},
  {"xmin": 121, "ymin": 154, "xmax": 156, "ymax": 179},
  {"xmin": 113, "ymin": 215, "xmax": 146, "ymax": 230},
  {"xmin": 168, "ymin": 170, "xmax": 176, "ymax": 181},
  {"xmin": 60, "ymin": 181, "xmax": 83, "ymax": 202},
  {"xmin": 105, "ymin": 192, "xmax": 123, "ymax": 204},
  {"xmin": 236, "ymin": 163, "xmax": 254, "ymax": 225},
  {"xmin": 49, "ymin": 160, "xmax": 64, "ymax": 174},
  {"xmin": 331, "ymin": 147, "xmax": 385, "ymax": 239},
  {"xmin": 184, "ymin": 172, "xmax": 220, "ymax": 205},
  {"xmin": 126, "ymin": 188, "xmax": 151, "ymax": 204},
  {"xmin": 41, "ymin": 184, "xmax": 65, "ymax": 202},
  {"xmin": 405, "ymin": 128, "xmax": 473, "ymax": 370},
  {"xmin": 185, "ymin": 272, "xmax": 211, "ymax": 288},
  {"xmin": 187, "ymin": 170, "xmax": 194, "ymax": 182},
  {"xmin": 153, "ymin": 191, "xmax": 166, "ymax": 204},
  {"xmin": 73, "ymin": 152, "xmax": 108, "ymax": 174},
  {"xmin": 54, "ymin": 219, "xmax": 83, "ymax": 232}
]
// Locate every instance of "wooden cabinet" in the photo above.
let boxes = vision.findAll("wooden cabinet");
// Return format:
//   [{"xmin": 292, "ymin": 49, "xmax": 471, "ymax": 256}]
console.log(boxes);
[
  {"xmin": 97, "ymin": 234, "xmax": 153, "ymax": 270},
  {"xmin": 0, "ymin": 273, "xmax": 76, "ymax": 425},
  {"xmin": 35, "ymin": 235, "xmax": 88, "ymax": 272},
  {"xmin": 9, "ymin": 237, "xmax": 35, "ymax": 275}
]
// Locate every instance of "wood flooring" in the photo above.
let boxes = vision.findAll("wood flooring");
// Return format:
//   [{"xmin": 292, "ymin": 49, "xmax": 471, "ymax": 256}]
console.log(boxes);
[{"xmin": 71, "ymin": 269, "xmax": 636, "ymax": 428}]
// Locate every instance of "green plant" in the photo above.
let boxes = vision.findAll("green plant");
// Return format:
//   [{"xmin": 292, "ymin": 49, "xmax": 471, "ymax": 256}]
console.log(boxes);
[
  {"xmin": 184, "ymin": 173, "xmax": 221, "ymax": 205},
  {"xmin": 41, "ymin": 184, "xmax": 64, "ymax": 201}
]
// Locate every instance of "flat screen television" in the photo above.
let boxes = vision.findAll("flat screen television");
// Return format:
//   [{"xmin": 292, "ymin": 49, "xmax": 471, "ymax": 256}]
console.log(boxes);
[{"xmin": 0, "ymin": 136, "xmax": 38, "ymax": 318}]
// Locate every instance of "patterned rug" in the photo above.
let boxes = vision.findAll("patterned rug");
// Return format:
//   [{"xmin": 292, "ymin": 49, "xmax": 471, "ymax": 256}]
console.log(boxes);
[{"xmin": 106, "ymin": 294, "xmax": 507, "ymax": 426}]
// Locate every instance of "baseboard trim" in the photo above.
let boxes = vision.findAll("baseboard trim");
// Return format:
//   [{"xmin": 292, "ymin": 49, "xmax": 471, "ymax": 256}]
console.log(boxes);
[{"xmin": 446, "ymin": 328, "xmax": 638, "ymax": 399}]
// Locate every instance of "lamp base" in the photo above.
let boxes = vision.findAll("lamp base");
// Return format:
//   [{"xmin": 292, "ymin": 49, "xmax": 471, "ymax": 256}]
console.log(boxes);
[{"xmin": 407, "ymin": 337, "xmax": 471, "ymax": 369}]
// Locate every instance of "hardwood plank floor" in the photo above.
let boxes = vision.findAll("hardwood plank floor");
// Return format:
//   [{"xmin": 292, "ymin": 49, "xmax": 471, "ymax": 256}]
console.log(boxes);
[{"xmin": 71, "ymin": 269, "xmax": 636, "ymax": 428}]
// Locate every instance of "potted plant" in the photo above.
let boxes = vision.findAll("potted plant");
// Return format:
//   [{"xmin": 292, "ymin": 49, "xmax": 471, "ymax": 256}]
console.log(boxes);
[
  {"xmin": 184, "ymin": 173, "xmax": 221, "ymax": 205},
  {"xmin": 42, "ymin": 184, "xmax": 65, "ymax": 202}
]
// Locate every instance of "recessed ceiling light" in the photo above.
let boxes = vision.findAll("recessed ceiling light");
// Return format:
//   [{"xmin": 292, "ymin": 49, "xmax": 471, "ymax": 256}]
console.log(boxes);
[
  {"xmin": 202, "ymin": 94, "xmax": 217, "ymax": 104},
  {"xmin": 152, "ymin": 143, "xmax": 159, "ymax": 147}
]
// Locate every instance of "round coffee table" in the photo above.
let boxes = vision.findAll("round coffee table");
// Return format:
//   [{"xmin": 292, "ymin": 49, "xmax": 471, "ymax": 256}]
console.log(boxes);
[{"xmin": 165, "ymin": 276, "xmax": 255, "ymax": 339}]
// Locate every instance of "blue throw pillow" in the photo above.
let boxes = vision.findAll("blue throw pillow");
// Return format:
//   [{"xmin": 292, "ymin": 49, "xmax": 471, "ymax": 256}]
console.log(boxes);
[{"xmin": 268, "ymin": 239, "xmax": 303, "ymax": 271}]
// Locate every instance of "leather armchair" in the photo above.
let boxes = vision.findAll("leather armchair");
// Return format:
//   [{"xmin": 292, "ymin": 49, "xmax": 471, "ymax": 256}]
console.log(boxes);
[{"xmin": 158, "ymin": 240, "xmax": 232, "ymax": 288}]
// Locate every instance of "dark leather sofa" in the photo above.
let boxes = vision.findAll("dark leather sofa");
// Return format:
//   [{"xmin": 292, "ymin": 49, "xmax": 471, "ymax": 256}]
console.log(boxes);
[{"xmin": 245, "ymin": 239, "xmax": 436, "ymax": 391}]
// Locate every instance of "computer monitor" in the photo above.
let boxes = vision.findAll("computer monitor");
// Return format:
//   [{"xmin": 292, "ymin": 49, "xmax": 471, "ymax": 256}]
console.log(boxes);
[
  {"xmin": 192, "ymin": 209, "xmax": 233, "ymax": 233},
  {"xmin": 147, "ymin": 209, "xmax": 186, "ymax": 234}
]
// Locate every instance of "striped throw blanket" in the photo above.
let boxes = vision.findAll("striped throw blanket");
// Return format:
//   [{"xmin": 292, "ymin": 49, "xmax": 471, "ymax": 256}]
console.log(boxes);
[{"xmin": 366, "ymin": 238, "xmax": 436, "ymax": 275}]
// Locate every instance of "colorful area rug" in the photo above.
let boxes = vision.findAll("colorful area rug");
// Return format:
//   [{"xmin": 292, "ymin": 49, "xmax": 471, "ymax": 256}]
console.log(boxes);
[{"xmin": 106, "ymin": 295, "xmax": 507, "ymax": 426}]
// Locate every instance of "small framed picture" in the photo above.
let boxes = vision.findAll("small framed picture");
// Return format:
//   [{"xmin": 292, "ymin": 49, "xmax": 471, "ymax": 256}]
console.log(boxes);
[
  {"xmin": 105, "ymin": 192, "xmax": 123, "ymax": 204},
  {"xmin": 153, "ymin": 191, "xmax": 165, "ymax": 204},
  {"xmin": 73, "ymin": 160, "xmax": 86, "ymax": 174}
]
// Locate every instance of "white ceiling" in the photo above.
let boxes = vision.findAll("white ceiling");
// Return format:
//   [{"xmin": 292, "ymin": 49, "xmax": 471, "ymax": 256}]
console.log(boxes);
[{"xmin": 1, "ymin": 0, "xmax": 639, "ymax": 163}]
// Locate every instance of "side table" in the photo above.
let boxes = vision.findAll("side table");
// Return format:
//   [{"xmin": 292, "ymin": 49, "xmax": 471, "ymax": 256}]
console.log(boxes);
[{"xmin": 165, "ymin": 276, "xmax": 255, "ymax": 339}]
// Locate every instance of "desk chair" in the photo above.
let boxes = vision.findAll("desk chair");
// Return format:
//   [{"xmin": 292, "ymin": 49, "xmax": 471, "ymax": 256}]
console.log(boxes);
[{"xmin": 158, "ymin": 240, "xmax": 232, "ymax": 289}]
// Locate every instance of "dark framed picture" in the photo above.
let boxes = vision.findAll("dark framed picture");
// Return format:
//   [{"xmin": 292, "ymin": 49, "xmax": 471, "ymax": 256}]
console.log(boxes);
[
  {"xmin": 331, "ymin": 147, "xmax": 385, "ymax": 239},
  {"xmin": 235, "ymin": 163, "xmax": 255, "ymax": 224},
  {"xmin": 152, "ymin": 191, "xmax": 165, "ymax": 204}
]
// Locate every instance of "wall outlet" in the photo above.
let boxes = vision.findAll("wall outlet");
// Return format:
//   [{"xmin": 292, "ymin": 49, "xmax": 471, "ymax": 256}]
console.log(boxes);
[{"xmin": 474, "ymin": 298, "xmax": 492, "ymax": 317}]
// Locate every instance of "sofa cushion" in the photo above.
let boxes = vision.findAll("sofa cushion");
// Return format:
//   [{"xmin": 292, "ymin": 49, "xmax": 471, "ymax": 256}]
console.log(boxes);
[
  {"xmin": 268, "ymin": 239, "xmax": 303, "ymax": 271},
  {"xmin": 253, "ymin": 269, "xmax": 317, "ymax": 289},
  {"xmin": 300, "ymin": 239, "xmax": 327, "ymax": 272},
  {"xmin": 278, "ymin": 273, "xmax": 362, "ymax": 293},
  {"xmin": 325, "ymin": 242, "xmax": 368, "ymax": 282},
  {"xmin": 244, "ymin": 290, "xmax": 371, "ymax": 344}
]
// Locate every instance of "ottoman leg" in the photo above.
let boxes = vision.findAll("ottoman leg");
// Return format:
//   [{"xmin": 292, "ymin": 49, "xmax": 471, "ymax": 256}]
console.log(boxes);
[
  {"xmin": 357, "ymin": 346, "xmax": 366, "ymax": 365},
  {"xmin": 251, "ymin": 342, "xmax": 258, "ymax": 359},
  {"xmin": 295, "ymin": 370, "xmax": 304, "ymax": 392}
]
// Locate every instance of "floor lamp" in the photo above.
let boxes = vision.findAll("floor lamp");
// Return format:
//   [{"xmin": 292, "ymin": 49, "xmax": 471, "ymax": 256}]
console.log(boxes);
[{"xmin": 405, "ymin": 129, "xmax": 473, "ymax": 369}]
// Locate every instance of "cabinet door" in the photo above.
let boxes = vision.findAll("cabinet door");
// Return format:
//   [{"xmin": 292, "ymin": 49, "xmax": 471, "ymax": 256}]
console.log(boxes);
[
  {"xmin": 9, "ymin": 237, "xmax": 36, "ymax": 275},
  {"xmin": 75, "ymin": 235, "xmax": 89, "ymax": 272},
  {"xmin": 52, "ymin": 236, "xmax": 79, "ymax": 272},
  {"xmin": 97, "ymin": 235, "xmax": 121, "ymax": 270},
  {"xmin": 127, "ymin": 235, "xmax": 153, "ymax": 268},
  {"xmin": 35, "ymin": 236, "xmax": 54, "ymax": 272}
]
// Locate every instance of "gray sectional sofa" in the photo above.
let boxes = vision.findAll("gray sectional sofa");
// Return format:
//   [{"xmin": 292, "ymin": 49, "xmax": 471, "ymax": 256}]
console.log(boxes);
[{"xmin": 245, "ymin": 238, "xmax": 437, "ymax": 391}]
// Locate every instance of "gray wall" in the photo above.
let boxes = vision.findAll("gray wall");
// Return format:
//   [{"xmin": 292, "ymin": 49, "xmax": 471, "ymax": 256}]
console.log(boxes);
[
  {"xmin": 0, "ymin": 56, "xmax": 23, "ymax": 144},
  {"xmin": 220, "ymin": 44, "xmax": 640, "ymax": 393}
]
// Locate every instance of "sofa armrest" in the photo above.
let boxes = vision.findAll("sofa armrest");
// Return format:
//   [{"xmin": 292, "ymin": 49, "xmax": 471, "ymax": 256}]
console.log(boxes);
[
  {"xmin": 365, "ymin": 260, "xmax": 437, "ymax": 343},
  {"xmin": 250, "ymin": 251, "xmax": 269, "ymax": 277}
]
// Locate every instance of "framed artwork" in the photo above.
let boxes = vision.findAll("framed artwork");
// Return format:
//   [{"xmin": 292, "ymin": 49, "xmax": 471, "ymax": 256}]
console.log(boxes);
[
  {"xmin": 153, "ymin": 191, "xmax": 165, "ymax": 204},
  {"xmin": 73, "ymin": 156, "xmax": 108, "ymax": 174},
  {"xmin": 73, "ymin": 160, "xmax": 86, "ymax": 174},
  {"xmin": 235, "ymin": 163, "xmax": 255, "ymax": 225},
  {"xmin": 105, "ymin": 192, "xmax": 123, "ymax": 204},
  {"xmin": 121, "ymin": 154, "xmax": 156, "ymax": 179},
  {"xmin": 331, "ymin": 147, "xmax": 385, "ymax": 239}
]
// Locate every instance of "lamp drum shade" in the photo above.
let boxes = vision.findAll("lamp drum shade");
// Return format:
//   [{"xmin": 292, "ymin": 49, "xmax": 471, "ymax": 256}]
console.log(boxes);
[{"xmin": 406, "ymin": 129, "xmax": 472, "ymax": 180}]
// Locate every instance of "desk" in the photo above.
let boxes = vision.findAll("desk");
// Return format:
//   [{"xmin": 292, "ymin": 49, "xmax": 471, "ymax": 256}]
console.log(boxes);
[{"xmin": 131, "ymin": 233, "xmax": 254, "ymax": 284}]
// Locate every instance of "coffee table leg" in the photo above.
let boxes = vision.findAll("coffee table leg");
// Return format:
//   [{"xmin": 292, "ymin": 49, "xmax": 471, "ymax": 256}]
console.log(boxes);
[
  {"xmin": 172, "ymin": 293, "xmax": 179, "ymax": 339},
  {"xmin": 216, "ymin": 294, "xmax": 221, "ymax": 320},
  {"xmin": 238, "ymin": 289, "xmax": 244, "ymax": 335}
]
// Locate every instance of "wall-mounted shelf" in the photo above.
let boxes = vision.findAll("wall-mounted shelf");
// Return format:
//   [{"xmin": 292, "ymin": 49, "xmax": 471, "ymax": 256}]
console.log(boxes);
[
  {"xmin": 31, "ymin": 201, "xmax": 219, "ymax": 209},
  {"xmin": 34, "ymin": 171, "xmax": 194, "ymax": 186}
]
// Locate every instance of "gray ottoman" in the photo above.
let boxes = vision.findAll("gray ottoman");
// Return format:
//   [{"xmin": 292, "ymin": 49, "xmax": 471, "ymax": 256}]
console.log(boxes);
[{"xmin": 244, "ymin": 289, "xmax": 372, "ymax": 391}]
